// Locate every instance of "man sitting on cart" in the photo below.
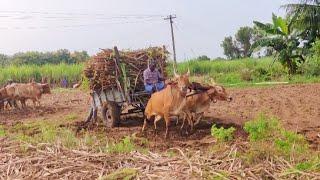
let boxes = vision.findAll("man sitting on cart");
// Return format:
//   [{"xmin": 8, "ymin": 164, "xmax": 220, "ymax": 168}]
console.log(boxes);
[{"xmin": 143, "ymin": 61, "xmax": 165, "ymax": 94}]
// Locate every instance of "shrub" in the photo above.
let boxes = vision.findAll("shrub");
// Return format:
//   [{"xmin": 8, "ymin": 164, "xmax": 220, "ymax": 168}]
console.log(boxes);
[
  {"xmin": 211, "ymin": 125, "xmax": 236, "ymax": 142},
  {"xmin": 300, "ymin": 39, "xmax": 320, "ymax": 76},
  {"xmin": 301, "ymin": 56, "xmax": 320, "ymax": 76},
  {"xmin": 240, "ymin": 68, "xmax": 253, "ymax": 81},
  {"xmin": 252, "ymin": 67, "xmax": 271, "ymax": 81}
]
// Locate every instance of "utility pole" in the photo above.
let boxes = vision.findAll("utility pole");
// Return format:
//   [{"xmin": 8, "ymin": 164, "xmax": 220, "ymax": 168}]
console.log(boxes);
[{"xmin": 164, "ymin": 14, "xmax": 177, "ymax": 68}]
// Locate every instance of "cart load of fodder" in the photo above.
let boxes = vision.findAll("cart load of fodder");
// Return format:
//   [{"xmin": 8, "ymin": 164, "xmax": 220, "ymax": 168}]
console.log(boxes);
[{"xmin": 84, "ymin": 46, "xmax": 169, "ymax": 91}]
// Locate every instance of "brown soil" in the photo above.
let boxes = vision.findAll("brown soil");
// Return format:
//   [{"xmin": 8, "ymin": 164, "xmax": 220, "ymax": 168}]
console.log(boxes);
[
  {"xmin": 0, "ymin": 84, "xmax": 319, "ymax": 149},
  {"xmin": 208, "ymin": 83, "xmax": 320, "ymax": 149}
]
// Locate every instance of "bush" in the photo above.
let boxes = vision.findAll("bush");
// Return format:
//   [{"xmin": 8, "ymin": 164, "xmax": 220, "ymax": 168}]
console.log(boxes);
[
  {"xmin": 211, "ymin": 125, "xmax": 236, "ymax": 142},
  {"xmin": 240, "ymin": 68, "xmax": 253, "ymax": 81},
  {"xmin": 300, "ymin": 39, "xmax": 320, "ymax": 76},
  {"xmin": 252, "ymin": 67, "xmax": 271, "ymax": 81},
  {"xmin": 301, "ymin": 56, "xmax": 320, "ymax": 76}
]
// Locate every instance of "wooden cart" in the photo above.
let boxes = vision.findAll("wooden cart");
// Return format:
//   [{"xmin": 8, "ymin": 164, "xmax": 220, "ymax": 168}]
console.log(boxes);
[{"xmin": 83, "ymin": 46, "xmax": 155, "ymax": 128}]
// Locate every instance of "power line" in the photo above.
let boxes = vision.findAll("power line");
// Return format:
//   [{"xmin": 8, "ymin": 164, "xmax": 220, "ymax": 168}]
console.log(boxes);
[
  {"xmin": 0, "ymin": 18, "xmax": 165, "ymax": 30},
  {"xmin": 0, "ymin": 10, "xmax": 166, "ymax": 18},
  {"xmin": 0, "ymin": 15, "xmax": 165, "ymax": 22}
]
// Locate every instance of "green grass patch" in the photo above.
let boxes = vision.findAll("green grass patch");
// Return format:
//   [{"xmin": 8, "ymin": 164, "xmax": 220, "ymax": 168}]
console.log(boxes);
[
  {"xmin": 0, "ymin": 125, "xmax": 6, "ymax": 137},
  {"xmin": 244, "ymin": 113, "xmax": 280, "ymax": 141},
  {"xmin": 100, "ymin": 168, "xmax": 137, "ymax": 180},
  {"xmin": 295, "ymin": 157, "xmax": 320, "ymax": 171},
  {"xmin": 105, "ymin": 136, "xmax": 136, "ymax": 154},
  {"xmin": 211, "ymin": 125, "xmax": 236, "ymax": 142},
  {"xmin": 65, "ymin": 113, "xmax": 79, "ymax": 122},
  {"xmin": 242, "ymin": 113, "xmax": 311, "ymax": 163}
]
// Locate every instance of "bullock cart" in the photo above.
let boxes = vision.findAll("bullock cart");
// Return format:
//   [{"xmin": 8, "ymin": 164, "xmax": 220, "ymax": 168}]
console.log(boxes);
[{"xmin": 83, "ymin": 46, "xmax": 168, "ymax": 128}]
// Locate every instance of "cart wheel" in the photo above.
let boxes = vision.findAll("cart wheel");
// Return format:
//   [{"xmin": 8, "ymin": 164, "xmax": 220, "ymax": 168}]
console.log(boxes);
[{"xmin": 102, "ymin": 102, "xmax": 121, "ymax": 128}]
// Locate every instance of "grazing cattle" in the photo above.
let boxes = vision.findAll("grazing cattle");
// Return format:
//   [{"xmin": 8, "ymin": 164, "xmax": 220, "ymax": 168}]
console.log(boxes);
[
  {"xmin": 142, "ymin": 70, "xmax": 190, "ymax": 138},
  {"xmin": 4, "ymin": 83, "xmax": 51, "ymax": 108},
  {"xmin": 0, "ymin": 81, "xmax": 20, "ymax": 110},
  {"xmin": 181, "ymin": 84, "xmax": 232, "ymax": 131}
]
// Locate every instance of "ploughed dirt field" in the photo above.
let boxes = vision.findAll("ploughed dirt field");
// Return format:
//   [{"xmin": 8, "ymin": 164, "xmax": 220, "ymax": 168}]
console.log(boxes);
[
  {"xmin": 1, "ymin": 83, "xmax": 320, "ymax": 179},
  {"xmin": 0, "ymin": 83, "xmax": 319, "ymax": 148}
]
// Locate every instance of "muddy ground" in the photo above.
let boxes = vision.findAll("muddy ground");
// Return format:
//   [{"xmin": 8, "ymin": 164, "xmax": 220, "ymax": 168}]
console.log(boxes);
[{"xmin": 0, "ymin": 83, "xmax": 319, "ymax": 149}]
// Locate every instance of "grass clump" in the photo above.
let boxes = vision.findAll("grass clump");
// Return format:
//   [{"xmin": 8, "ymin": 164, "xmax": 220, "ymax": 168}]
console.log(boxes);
[
  {"xmin": 0, "ymin": 125, "xmax": 6, "ymax": 137},
  {"xmin": 244, "ymin": 113, "xmax": 280, "ymax": 141},
  {"xmin": 295, "ymin": 157, "xmax": 320, "ymax": 171},
  {"xmin": 243, "ymin": 113, "xmax": 310, "ymax": 162},
  {"xmin": 211, "ymin": 125, "xmax": 236, "ymax": 142},
  {"xmin": 106, "ymin": 136, "xmax": 136, "ymax": 154},
  {"xmin": 100, "ymin": 168, "xmax": 137, "ymax": 180},
  {"xmin": 59, "ymin": 128, "xmax": 79, "ymax": 148},
  {"xmin": 65, "ymin": 113, "xmax": 79, "ymax": 122}
]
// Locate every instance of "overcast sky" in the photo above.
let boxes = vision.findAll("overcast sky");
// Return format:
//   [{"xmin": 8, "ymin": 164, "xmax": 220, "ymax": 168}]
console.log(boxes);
[{"xmin": 0, "ymin": 0, "xmax": 293, "ymax": 61}]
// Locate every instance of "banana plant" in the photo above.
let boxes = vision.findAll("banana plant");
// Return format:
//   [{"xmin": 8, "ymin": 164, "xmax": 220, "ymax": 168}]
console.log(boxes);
[{"xmin": 251, "ymin": 14, "xmax": 305, "ymax": 74}]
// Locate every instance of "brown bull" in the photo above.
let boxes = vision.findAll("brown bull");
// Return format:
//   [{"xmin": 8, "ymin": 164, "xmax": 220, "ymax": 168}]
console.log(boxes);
[
  {"xmin": 142, "ymin": 70, "xmax": 190, "ymax": 138},
  {"xmin": 4, "ymin": 83, "xmax": 51, "ymax": 108},
  {"xmin": 181, "ymin": 84, "xmax": 232, "ymax": 131}
]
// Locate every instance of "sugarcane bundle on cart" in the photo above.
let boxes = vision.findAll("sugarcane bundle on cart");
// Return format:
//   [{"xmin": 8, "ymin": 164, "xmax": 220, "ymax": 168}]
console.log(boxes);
[
  {"xmin": 84, "ymin": 46, "xmax": 169, "ymax": 101},
  {"xmin": 81, "ymin": 46, "xmax": 169, "ymax": 129}
]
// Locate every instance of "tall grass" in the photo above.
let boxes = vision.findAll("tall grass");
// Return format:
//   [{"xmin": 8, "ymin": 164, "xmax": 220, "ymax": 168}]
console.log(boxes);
[
  {"xmin": 167, "ymin": 57, "xmax": 320, "ymax": 85},
  {"xmin": 1, "ymin": 57, "xmax": 319, "ymax": 87},
  {"xmin": 0, "ymin": 63, "xmax": 83, "ymax": 85}
]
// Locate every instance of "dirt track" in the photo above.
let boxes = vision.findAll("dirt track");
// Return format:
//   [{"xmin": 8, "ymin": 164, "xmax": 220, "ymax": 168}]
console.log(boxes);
[{"xmin": 0, "ymin": 83, "xmax": 319, "ymax": 149}]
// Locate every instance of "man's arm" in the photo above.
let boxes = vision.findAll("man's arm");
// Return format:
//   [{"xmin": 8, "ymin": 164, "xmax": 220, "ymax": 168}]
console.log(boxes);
[{"xmin": 143, "ymin": 70, "xmax": 148, "ymax": 85}]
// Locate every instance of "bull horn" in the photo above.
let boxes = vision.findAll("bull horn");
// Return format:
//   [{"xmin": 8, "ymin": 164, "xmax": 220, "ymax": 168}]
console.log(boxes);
[{"xmin": 186, "ymin": 68, "xmax": 190, "ymax": 76}]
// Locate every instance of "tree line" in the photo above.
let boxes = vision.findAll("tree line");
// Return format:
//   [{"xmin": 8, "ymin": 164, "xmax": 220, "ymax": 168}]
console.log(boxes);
[
  {"xmin": 0, "ymin": 49, "xmax": 90, "ymax": 66},
  {"xmin": 221, "ymin": 0, "xmax": 320, "ymax": 74}
]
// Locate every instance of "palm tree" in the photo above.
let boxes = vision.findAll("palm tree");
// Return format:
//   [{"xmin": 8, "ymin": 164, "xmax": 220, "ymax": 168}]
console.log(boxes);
[
  {"xmin": 284, "ymin": 0, "xmax": 320, "ymax": 47},
  {"xmin": 251, "ymin": 14, "xmax": 304, "ymax": 74}
]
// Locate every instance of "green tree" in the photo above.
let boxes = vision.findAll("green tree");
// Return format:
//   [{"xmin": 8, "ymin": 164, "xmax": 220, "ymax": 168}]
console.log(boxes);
[
  {"xmin": 221, "ymin": 36, "xmax": 240, "ymax": 59},
  {"xmin": 235, "ymin": 26, "xmax": 254, "ymax": 57},
  {"xmin": 196, "ymin": 55, "xmax": 210, "ymax": 61},
  {"xmin": 284, "ymin": 0, "xmax": 320, "ymax": 47},
  {"xmin": 53, "ymin": 49, "xmax": 71, "ymax": 64},
  {"xmin": 0, "ymin": 54, "xmax": 9, "ymax": 66},
  {"xmin": 71, "ymin": 51, "xmax": 90, "ymax": 63},
  {"xmin": 252, "ymin": 14, "xmax": 305, "ymax": 74}
]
